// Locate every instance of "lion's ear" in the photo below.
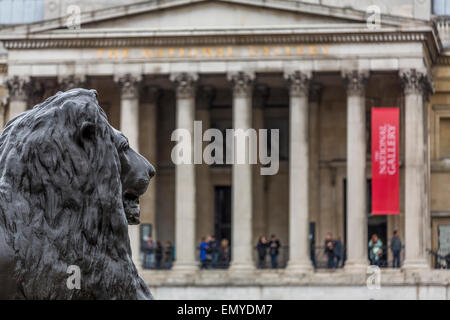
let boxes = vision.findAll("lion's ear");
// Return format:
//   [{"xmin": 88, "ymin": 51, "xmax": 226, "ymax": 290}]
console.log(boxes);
[{"xmin": 80, "ymin": 121, "xmax": 96, "ymax": 142}]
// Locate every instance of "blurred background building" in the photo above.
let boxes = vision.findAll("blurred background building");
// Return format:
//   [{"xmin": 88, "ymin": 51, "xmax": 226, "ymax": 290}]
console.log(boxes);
[{"xmin": 0, "ymin": 0, "xmax": 449, "ymax": 299}]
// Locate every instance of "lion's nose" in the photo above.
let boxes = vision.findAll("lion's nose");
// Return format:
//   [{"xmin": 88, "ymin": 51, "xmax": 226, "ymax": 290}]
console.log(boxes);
[{"xmin": 148, "ymin": 163, "xmax": 156, "ymax": 179}]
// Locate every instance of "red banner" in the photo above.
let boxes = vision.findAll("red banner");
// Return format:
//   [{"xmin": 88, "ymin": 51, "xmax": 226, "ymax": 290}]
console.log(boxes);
[{"xmin": 371, "ymin": 108, "xmax": 400, "ymax": 215}]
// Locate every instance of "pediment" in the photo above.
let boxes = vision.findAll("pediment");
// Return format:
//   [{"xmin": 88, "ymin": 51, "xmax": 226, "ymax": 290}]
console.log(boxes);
[{"xmin": 84, "ymin": 0, "xmax": 359, "ymax": 30}]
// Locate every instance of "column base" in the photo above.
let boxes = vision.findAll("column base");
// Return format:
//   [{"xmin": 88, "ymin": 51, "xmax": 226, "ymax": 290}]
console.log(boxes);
[
  {"xmin": 229, "ymin": 262, "xmax": 255, "ymax": 272},
  {"xmin": 344, "ymin": 260, "xmax": 369, "ymax": 273},
  {"xmin": 286, "ymin": 260, "xmax": 313, "ymax": 274},
  {"xmin": 172, "ymin": 262, "xmax": 198, "ymax": 273},
  {"xmin": 402, "ymin": 259, "xmax": 429, "ymax": 271}
]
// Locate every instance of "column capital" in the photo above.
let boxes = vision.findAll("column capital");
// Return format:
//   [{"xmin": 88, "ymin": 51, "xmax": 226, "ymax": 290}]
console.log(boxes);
[
  {"xmin": 228, "ymin": 71, "xmax": 254, "ymax": 98},
  {"xmin": 253, "ymin": 84, "xmax": 270, "ymax": 109},
  {"xmin": 197, "ymin": 85, "xmax": 216, "ymax": 110},
  {"xmin": 284, "ymin": 70, "xmax": 312, "ymax": 97},
  {"xmin": 170, "ymin": 72, "xmax": 198, "ymax": 99},
  {"xmin": 114, "ymin": 73, "xmax": 142, "ymax": 99},
  {"xmin": 6, "ymin": 76, "xmax": 31, "ymax": 101},
  {"xmin": 399, "ymin": 69, "xmax": 434, "ymax": 97},
  {"xmin": 58, "ymin": 75, "xmax": 87, "ymax": 92},
  {"xmin": 342, "ymin": 70, "xmax": 369, "ymax": 96},
  {"xmin": 142, "ymin": 85, "xmax": 162, "ymax": 104}
]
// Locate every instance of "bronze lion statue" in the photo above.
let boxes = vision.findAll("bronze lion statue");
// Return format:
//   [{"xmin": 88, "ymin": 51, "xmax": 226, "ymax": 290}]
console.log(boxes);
[{"xmin": 0, "ymin": 88, "xmax": 155, "ymax": 299}]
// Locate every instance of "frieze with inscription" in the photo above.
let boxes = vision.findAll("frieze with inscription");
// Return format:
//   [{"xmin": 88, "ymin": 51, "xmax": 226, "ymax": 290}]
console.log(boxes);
[{"xmin": 96, "ymin": 44, "xmax": 330, "ymax": 60}]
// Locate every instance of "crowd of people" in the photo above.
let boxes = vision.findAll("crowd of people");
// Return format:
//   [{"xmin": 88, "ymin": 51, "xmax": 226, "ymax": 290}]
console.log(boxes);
[
  {"xmin": 256, "ymin": 235, "xmax": 281, "ymax": 269},
  {"xmin": 199, "ymin": 236, "xmax": 231, "ymax": 269},
  {"xmin": 141, "ymin": 230, "xmax": 404, "ymax": 270},
  {"xmin": 323, "ymin": 230, "xmax": 403, "ymax": 268},
  {"xmin": 141, "ymin": 236, "xmax": 175, "ymax": 269}
]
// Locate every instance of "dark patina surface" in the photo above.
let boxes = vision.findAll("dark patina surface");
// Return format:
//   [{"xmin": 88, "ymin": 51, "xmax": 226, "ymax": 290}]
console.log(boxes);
[{"xmin": 0, "ymin": 88, "xmax": 155, "ymax": 299}]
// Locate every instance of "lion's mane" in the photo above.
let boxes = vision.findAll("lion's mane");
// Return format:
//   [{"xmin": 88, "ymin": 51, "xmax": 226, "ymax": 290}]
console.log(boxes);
[{"xmin": 0, "ymin": 89, "xmax": 151, "ymax": 299}]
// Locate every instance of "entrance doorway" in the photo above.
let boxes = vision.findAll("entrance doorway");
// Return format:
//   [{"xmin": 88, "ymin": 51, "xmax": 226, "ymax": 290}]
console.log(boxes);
[
  {"xmin": 343, "ymin": 178, "xmax": 388, "ymax": 266},
  {"xmin": 214, "ymin": 186, "xmax": 232, "ymax": 245}
]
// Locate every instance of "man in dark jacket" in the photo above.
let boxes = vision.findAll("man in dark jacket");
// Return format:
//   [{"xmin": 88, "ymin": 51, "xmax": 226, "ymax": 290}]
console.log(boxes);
[
  {"xmin": 256, "ymin": 236, "xmax": 268, "ymax": 269},
  {"xmin": 269, "ymin": 234, "xmax": 281, "ymax": 269},
  {"xmin": 390, "ymin": 230, "xmax": 402, "ymax": 268},
  {"xmin": 209, "ymin": 236, "xmax": 219, "ymax": 268},
  {"xmin": 333, "ymin": 236, "xmax": 343, "ymax": 268},
  {"xmin": 141, "ymin": 236, "xmax": 155, "ymax": 269}
]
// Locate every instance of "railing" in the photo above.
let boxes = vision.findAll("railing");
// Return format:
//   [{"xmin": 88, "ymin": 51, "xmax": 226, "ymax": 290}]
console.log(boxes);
[
  {"xmin": 141, "ymin": 244, "xmax": 410, "ymax": 270},
  {"xmin": 427, "ymin": 249, "xmax": 450, "ymax": 269},
  {"xmin": 434, "ymin": 16, "xmax": 450, "ymax": 47},
  {"xmin": 253, "ymin": 245, "xmax": 289, "ymax": 269}
]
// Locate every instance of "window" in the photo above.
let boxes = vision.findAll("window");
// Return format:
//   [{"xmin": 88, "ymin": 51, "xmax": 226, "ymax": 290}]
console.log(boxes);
[
  {"xmin": 439, "ymin": 118, "xmax": 450, "ymax": 159},
  {"xmin": 432, "ymin": 105, "xmax": 450, "ymax": 160},
  {"xmin": 434, "ymin": 0, "xmax": 450, "ymax": 15},
  {"xmin": 0, "ymin": 0, "xmax": 44, "ymax": 25}
]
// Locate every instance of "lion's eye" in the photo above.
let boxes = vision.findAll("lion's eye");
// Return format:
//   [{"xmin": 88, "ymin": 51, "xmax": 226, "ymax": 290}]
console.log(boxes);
[{"xmin": 120, "ymin": 142, "xmax": 130, "ymax": 152}]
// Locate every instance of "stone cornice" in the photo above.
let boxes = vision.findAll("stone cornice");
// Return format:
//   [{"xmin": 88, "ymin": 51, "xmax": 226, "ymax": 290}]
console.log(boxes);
[
  {"xmin": 1, "ymin": 29, "xmax": 439, "ymax": 63},
  {"xmin": 1, "ymin": 29, "xmax": 434, "ymax": 48}
]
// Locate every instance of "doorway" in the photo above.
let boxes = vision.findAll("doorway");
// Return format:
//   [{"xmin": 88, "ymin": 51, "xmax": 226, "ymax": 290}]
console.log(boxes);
[
  {"xmin": 343, "ymin": 178, "xmax": 388, "ymax": 266},
  {"xmin": 214, "ymin": 186, "xmax": 232, "ymax": 244}
]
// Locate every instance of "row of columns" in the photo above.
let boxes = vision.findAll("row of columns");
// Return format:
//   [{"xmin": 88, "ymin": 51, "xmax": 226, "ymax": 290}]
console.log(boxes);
[{"xmin": 4, "ymin": 69, "xmax": 431, "ymax": 272}]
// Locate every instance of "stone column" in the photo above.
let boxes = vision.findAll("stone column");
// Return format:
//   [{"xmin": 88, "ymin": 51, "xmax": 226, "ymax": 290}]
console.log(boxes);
[
  {"xmin": 285, "ymin": 71, "xmax": 313, "ymax": 272},
  {"xmin": 170, "ymin": 73, "xmax": 198, "ymax": 271},
  {"xmin": 140, "ymin": 86, "xmax": 161, "ymax": 239},
  {"xmin": 58, "ymin": 75, "xmax": 87, "ymax": 91},
  {"xmin": 253, "ymin": 84, "xmax": 269, "ymax": 244},
  {"xmin": 400, "ymin": 69, "xmax": 431, "ymax": 270},
  {"xmin": 196, "ymin": 85, "xmax": 215, "ymax": 245},
  {"xmin": 0, "ymin": 96, "xmax": 7, "ymax": 128},
  {"xmin": 115, "ymin": 73, "xmax": 142, "ymax": 267},
  {"xmin": 228, "ymin": 71, "xmax": 255, "ymax": 271},
  {"xmin": 309, "ymin": 85, "xmax": 322, "ymax": 242},
  {"xmin": 6, "ymin": 76, "xmax": 31, "ymax": 120},
  {"xmin": 342, "ymin": 70, "xmax": 369, "ymax": 271}
]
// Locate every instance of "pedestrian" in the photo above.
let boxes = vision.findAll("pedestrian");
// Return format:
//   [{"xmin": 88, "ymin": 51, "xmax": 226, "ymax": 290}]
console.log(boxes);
[
  {"xmin": 142, "ymin": 236, "xmax": 155, "ymax": 269},
  {"xmin": 209, "ymin": 236, "xmax": 219, "ymax": 268},
  {"xmin": 390, "ymin": 230, "xmax": 402, "ymax": 268},
  {"xmin": 324, "ymin": 233, "xmax": 335, "ymax": 269},
  {"xmin": 219, "ymin": 238, "xmax": 230, "ymax": 269},
  {"xmin": 369, "ymin": 234, "xmax": 383, "ymax": 266},
  {"xmin": 155, "ymin": 241, "xmax": 163, "ymax": 269},
  {"xmin": 334, "ymin": 236, "xmax": 343, "ymax": 268},
  {"xmin": 269, "ymin": 234, "xmax": 281, "ymax": 269},
  {"xmin": 256, "ymin": 236, "xmax": 268, "ymax": 269},
  {"xmin": 218, "ymin": 238, "xmax": 230, "ymax": 268},
  {"xmin": 164, "ymin": 241, "xmax": 174, "ymax": 269},
  {"xmin": 199, "ymin": 237, "xmax": 210, "ymax": 269}
]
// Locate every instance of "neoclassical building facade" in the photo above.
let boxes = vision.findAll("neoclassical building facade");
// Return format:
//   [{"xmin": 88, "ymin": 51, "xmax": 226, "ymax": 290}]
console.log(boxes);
[{"xmin": 0, "ymin": 0, "xmax": 449, "ymax": 299}]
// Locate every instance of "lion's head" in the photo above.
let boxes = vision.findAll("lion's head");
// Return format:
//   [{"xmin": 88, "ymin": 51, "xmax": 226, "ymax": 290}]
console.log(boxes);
[{"xmin": 0, "ymin": 88, "xmax": 155, "ymax": 299}]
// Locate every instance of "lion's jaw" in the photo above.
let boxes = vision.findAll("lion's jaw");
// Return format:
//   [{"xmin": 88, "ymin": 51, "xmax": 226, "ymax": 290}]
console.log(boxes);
[{"xmin": 123, "ymin": 191, "xmax": 141, "ymax": 225}]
